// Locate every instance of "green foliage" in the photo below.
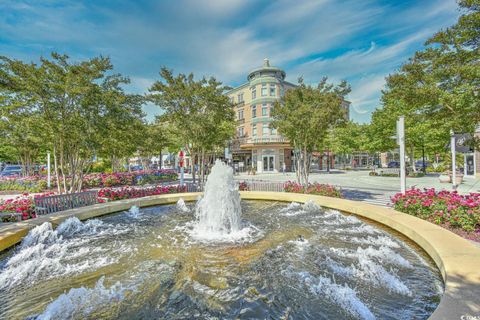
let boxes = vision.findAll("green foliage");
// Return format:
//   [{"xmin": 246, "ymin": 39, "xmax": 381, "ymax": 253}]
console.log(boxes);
[
  {"xmin": 148, "ymin": 68, "xmax": 235, "ymax": 183},
  {"xmin": 0, "ymin": 53, "xmax": 146, "ymax": 192},
  {"xmin": 271, "ymin": 77, "xmax": 350, "ymax": 184},
  {"xmin": 327, "ymin": 121, "xmax": 370, "ymax": 154},
  {"xmin": 372, "ymin": 0, "xmax": 480, "ymax": 159}
]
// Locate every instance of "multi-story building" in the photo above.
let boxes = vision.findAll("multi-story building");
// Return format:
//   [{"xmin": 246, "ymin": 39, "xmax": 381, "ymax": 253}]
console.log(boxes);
[{"xmin": 227, "ymin": 58, "xmax": 350, "ymax": 173}]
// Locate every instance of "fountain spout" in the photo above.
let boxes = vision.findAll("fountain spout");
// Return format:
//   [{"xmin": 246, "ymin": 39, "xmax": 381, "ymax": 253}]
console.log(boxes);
[{"xmin": 193, "ymin": 160, "xmax": 242, "ymax": 239}]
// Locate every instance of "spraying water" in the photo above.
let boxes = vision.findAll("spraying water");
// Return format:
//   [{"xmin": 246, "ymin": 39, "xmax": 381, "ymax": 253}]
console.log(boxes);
[{"xmin": 192, "ymin": 160, "xmax": 242, "ymax": 240}]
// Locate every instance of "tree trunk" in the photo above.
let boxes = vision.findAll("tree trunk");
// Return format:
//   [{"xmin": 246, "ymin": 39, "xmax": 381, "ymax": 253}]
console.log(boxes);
[
  {"xmin": 409, "ymin": 145, "xmax": 416, "ymax": 173},
  {"xmin": 53, "ymin": 145, "xmax": 61, "ymax": 194},
  {"xmin": 158, "ymin": 150, "xmax": 162, "ymax": 170}
]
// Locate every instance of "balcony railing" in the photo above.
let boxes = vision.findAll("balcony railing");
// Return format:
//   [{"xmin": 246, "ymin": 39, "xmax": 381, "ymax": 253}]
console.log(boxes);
[
  {"xmin": 237, "ymin": 118, "xmax": 245, "ymax": 125},
  {"xmin": 248, "ymin": 136, "xmax": 288, "ymax": 144},
  {"xmin": 231, "ymin": 137, "xmax": 248, "ymax": 151}
]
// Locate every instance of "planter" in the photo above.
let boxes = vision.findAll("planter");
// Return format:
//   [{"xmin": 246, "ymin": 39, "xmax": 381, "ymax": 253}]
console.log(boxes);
[
  {"xmin": 450, "ymin": 174, "xmax": 464, "ymax": 185},
  {"xmin": 439, "ymin": 174, "xmax": 451, "ymax": 183},
  {"xmin": 439, "ymin": 173, "xmax": 464, "ymax": 184}
]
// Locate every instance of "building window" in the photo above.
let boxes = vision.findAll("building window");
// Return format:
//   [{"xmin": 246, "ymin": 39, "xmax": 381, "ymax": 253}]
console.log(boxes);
[
  {"xmin": 280, "ymin": 85, "xmax": 285, "ymax": 96},
  {"xmin": 230, "ymin": 96, "xmax": 234, "ymax": 103},
  {"xmin": 252, "ymin": 105, "xmax": 257, "ymax": 118},
  {"xmin": 238, "ymin": 127, "xmax": 244, "ymax": 137},
  {"xmin": 238, "ymin": 109, "xmax": 244, "ymax": 120},
  {"xmin": 270, "ymin": 85, "xmax": 276, "ymax": 96},
  {"xmin": 270, "ymin": 126, "xmax": 277, "ymax": 135},
  {"xmin": 251, "ymin": 86, "xmax": 256, "ymax": 99},
  {"xmin": 262, "ymin": 104, "xmax": 268, "ymax": 116},
  {"xmin": 237, "ymin": 93, "xmax": 244, "ymax": 103},
  {"xmin": 261, "ymin": 83, "xmax": 267, "ymax": 96},
  {"xmin": 262, "ymin": 123, "xmax": 269, "ymax": 135},
  {"xmin": 252, "ymin": 124, "xmax": 257, "ymax": 136}
]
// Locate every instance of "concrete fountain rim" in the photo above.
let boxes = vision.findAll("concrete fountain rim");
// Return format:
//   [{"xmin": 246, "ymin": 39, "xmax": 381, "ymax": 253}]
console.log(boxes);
[{"xmin": 0, "ymin": 191, "xmax": 479, "ymax": 319}]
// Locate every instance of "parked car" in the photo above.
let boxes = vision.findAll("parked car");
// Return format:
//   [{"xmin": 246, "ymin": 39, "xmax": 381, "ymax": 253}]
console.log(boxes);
[
  {"xmin": 0, "ymin": 165, "xmax": 23, "ymax": 177},
  {"xmin": 387, "ymin": 161, "xmax": 400, "ymax": 168},
  {"xmin": 415, "ymin": 160, "xmax": 430, "ymax": 170}
]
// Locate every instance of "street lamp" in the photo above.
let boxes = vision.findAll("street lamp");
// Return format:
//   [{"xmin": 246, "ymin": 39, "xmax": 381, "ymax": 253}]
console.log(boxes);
[
  {"xmin": 396, "ymin": 116, "xmax": 406, "ymax": 194},
  {"xmin": 450, "ymin": 129, "xmax": 457, "ymax": 191}
]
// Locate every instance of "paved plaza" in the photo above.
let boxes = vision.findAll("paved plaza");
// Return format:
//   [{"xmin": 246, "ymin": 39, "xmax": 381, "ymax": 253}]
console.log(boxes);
[{"xmin": 234, "ymin": 170, "xmax": 480, "ymax": 206}]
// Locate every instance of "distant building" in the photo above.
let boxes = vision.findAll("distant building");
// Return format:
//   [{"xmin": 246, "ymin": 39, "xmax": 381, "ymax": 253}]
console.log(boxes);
[{"xmin": 227, "ymin": 58, "xmax": 350, "ymax": 173}]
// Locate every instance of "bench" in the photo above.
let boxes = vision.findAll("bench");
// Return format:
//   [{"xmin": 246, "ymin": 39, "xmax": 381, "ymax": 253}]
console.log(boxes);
[{"xmin": 34, "ymin": 191, "xmax": 98, "ymax": 215}]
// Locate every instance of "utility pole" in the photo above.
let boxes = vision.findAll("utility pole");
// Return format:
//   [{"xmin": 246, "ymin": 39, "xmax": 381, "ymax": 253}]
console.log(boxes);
[
  {"xmin": 47, "ymin": 152, "xmax": 51, "ymax": 189},
  {"xmin": 179, "ymin": 150, "xmax": 185, "ymax": 187},
  {"xmin": 397, "ymin": 116, "xmax": 406, "ymax": 194},
  {"xmin": 450, "ymin": 130, "xmax": 456, "ymax": 190}
]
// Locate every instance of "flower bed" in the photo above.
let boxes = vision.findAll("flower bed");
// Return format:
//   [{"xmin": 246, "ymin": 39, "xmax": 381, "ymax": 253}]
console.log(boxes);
[
  {"xmin": 0, "ymin": 192, "xmax": 55, "ymax": 222},
  {"xmin": 0, "ymin": 176, "xmax": 48, "ymax": 192},
  {"xmin": 82, "ymin": 170, "xmax": 178, "ymax": 188},
  {"xmin": 0, "ymin": 170, "xmax": 178, "ymax": 192},
  {"xmin": 0, "ymin": 183, "xmax": 186, "ymax": 222},
  {"xmin": 391, "ymin": 188, "xmax": 480, "ymax": 241},
  {"xmin": 97, "ymin": 185, "xmax": 186, "ymax": 202},
  {"xmin": 283, "ymin": 181, "xmax": 342, "ymax": 198}
]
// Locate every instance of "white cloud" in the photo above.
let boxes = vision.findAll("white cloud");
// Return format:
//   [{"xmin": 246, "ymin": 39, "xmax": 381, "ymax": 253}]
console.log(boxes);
[{"xmin": 0, "ymin": 0, "xmax": 461, "ymax": 122}]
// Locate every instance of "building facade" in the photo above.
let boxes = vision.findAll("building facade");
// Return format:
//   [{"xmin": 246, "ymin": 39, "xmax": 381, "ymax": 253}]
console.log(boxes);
[{"xmin": 227, "ymin": 59, "xmax": 350, "ymax": 173}]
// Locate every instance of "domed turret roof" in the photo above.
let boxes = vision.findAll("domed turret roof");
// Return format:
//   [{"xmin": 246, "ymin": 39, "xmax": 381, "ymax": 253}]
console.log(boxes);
[{"xmin": 247, "ymin": 58, "xmax": 286, "ymax": 81}]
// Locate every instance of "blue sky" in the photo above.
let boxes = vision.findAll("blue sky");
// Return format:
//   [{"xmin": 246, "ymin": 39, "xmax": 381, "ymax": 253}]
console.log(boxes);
[{"xmin": 0, "ymin": 0, "xmax": 460, "ymax": 123}]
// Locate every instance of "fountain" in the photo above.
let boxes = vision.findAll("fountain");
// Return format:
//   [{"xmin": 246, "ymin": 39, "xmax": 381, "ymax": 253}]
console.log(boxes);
[
  {"xmin": 0, "ymin": 162, "xmax": 444, "ymax": 319},
  {"xmin": 191, "ymin": 160, "xmax": 244, "ymax": 241}
]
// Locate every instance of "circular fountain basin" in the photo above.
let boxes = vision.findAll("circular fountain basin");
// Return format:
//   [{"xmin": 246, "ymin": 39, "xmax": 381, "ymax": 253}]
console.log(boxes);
[{"xmin": 0, "ymin": 192, "xmax": 479, "ymax": 319}]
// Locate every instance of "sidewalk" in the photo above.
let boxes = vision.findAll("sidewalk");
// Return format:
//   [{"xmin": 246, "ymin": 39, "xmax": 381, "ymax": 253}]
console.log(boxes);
[{"xmin": 233, "ymin": 170, "xmax": 480, "ymax": 207}]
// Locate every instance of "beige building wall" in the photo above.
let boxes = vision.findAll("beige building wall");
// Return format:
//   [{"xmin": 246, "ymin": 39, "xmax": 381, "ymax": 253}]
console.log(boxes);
[{"xmin": 227, "ymin": 58, "xmax": 350, "ymax": 173}]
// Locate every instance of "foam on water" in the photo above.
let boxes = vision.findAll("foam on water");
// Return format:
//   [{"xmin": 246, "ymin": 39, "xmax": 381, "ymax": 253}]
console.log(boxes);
[
  {"xmin": 302, "ymin": 200, "xmax": 320, "ymax": 212},
  {"xmin": 187, "ymin": 222, "xmax": 262, "ymax": 243},
  {"xmin": 279, "ymin": 202, "xmax": 302, "ymax": 215},
  {"xmin": 349, "ymin": 235, "xmax": 401, "ymax": 249},
  {"xmin": 296, "ymin": 271, "xmax": 376, "ymax": 320},
  {"xmin": 280, "ymin": 200, "xmax": 320, "ymax": 216},
  {"xmin": 325, "ymin": 245, "xmax": 412, "ymax": 295},
  {"xmin": 176, "ymin": 198, "xmax": 190, "ymax": 213},
  {"xmin": 127, "ymin": 205, "xmax": 140, "ymax": 218},
  {"xmin": 36, "ymin": 276, "xmax": 129, "ymax": 320},
  {"xmin": 34, "ymin": 261, "xmax": 174, "ymax": 319},
  {"xmin": 0, "ymin": 218, "xmax": 117, "ymax": 289},
  {"xmin": 191, "ymin": 160, "xmax": 249, "ymax": 242}
]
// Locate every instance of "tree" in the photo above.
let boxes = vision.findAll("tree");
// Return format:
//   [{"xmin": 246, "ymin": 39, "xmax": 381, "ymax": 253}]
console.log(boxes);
[
  {"xmin": 376, "ymin": 0, "xmax": 480, "ymax": 160},
  {"xmin": 327, "ymin": 121, "xmax": 369, "ymax": 154},
  {"xmin": 97, "ymin": 88, "xmax": 146, "ymax": 172},
  {"xmin": 148, "ymin": 68, "xmax": 235, "ymax": 184},
  {"xmin": 271, "ymin": 77, "xmax": 350, "ymax": 185},
  {"xmin": 136, "ymin": 117, "xmax": 181, "ymax": 170},
  {"xmin": 0, "ymin": 53, "xmax": 145, "ymax": 192},
  {"xmin": 326, "ymin": 121, "xmax": 371, "ymax": 168}
]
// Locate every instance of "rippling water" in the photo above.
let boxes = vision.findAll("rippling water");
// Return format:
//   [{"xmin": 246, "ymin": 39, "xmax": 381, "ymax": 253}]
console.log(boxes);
[{"xmin": 0, "ymin": 200, "xmax": 443, "ymax": 320}]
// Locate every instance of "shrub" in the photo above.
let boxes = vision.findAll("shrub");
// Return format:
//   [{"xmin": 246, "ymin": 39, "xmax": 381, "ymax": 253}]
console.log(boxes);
[
  {"xmin": 408, "ymin": 172, "xmax": 425, "ymax": 178},
  {"xmin": 238, "ymin": 181, "xmax": 249, "ymax": 191},
  {"xmin": 0, "ymin": 176, "xmax": 48, "ymax": 192},
  {"xmin": 284, "ymin": 181, "xmax": 342, "ymax": 198},
  {"xmin": 0, "ymin": 192, "xmax": 55, "ymax": 222},
  {"xmin": 97, "ymin": 185, "xmax": 186, "ymax": 202},
  {"xmin": 391, "ymin": 188, "xmax": 480, "ymax": 232}
]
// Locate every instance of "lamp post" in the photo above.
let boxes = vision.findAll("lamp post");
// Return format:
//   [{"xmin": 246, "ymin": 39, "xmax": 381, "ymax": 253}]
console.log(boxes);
[
  {"xmin": 47, "ymin": 152, "xmax": 51, "ymax": 189},
  {"xmin": 450, "ymin": 130, "xmax": 456, "ymax": 190},
  {"xmin": 179, "ymin": 150, "xmax": 184, "ymax": 187},
  {"xmin": 397, "ymin": 116, "xmax": 406, "ymax": 194}
]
